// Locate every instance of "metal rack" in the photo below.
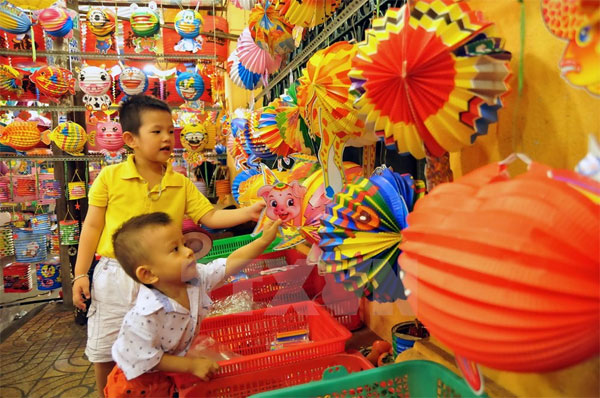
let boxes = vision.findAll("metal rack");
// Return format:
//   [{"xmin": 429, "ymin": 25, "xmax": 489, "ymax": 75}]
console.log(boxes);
[
  {"xmin": 0, "ymin": 49, "xmax": 218, "ymax": 61},
  {"xmin": 0, "ymin": 154, "xmax": 105, "ymax": 162},
  {"xmin": 1, "ymin": 105, "xmax": 223, "ymax": 112}
]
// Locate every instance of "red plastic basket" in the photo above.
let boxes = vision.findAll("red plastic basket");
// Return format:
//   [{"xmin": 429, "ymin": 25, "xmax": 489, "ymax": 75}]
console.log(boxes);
[
  {"xmin": 241, "ymin": 249, "xmax": 307, "ymax": 277},
  {"xmin": 177, "ymin": 353, "xmax": 373, "ymax": 398},
  {"xmin": 182, "ymin": 301, "xmax": 351, "ymax": 380}
]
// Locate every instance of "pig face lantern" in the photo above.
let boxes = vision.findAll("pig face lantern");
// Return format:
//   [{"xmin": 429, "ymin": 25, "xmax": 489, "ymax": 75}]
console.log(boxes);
[
  {"xmin": 95, "ymin": 120, "xmax": 123, "ymax": 151},
  {"xmin": 257, "ymin": 181, "xmax": 306, "ymax": 226}
]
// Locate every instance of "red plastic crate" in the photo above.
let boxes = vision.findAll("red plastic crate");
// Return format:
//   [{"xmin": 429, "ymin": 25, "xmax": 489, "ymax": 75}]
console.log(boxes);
[
  {"xmin": 241, "ymin": 249, "xmax": 307, "ymax": 277},
  {"xmin": 177, "ymin": 353, "xmax": 373, "ymax": 398},
  {"xmin": 183, "ymin": 301, "xmax": 351, "ymax": 380}
]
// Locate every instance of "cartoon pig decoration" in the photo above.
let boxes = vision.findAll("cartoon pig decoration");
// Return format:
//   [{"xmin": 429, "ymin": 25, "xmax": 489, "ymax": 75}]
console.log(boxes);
[
  {"xmin": 94, "ymin": 120, "xmax": 125, "ymax": 163},
  {"xmin": 257, "ymin": 181, "xmax": 307, "ymax": 226}
]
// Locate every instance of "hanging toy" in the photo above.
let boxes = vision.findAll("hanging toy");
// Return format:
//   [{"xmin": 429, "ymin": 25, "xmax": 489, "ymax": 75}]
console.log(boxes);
[
  {"xmin": 38, "ymin": 7, "xmax": 73, "ymax": 38},
  {"xmin": 42, "ymin": 122, "xmax": 95, "ymax": 156},
  {"xmin": 29, "ymin": 65, "xmax": 76, "ymax": 102},
  {"xmin": 174, "ymin": 9, "xmax": 203, "ymax": 53},
  {"xmin": 79, "ymin": 66, "xmax": 112, "ymax": 111},
  {"xmin": 0, "ymin": 121, "xmax": 47, "ymax": 151},
  {"xmin": 0, "ymin": 64, "xmax": 23, "ymax": 100},
  {"xmin": 129, "ymin": 2, "xmax": 160, "ymax": 53},
  {"xmin": 175, "ymin": 71, "xmax": 204, "ymax": 102},
  {"xmin": 180, "ymin": 122, "xmax": 215, "ymax": 164},
  {"xmin": 118, "ymin": 66, "xmax": 148, "ymax": 99},
  {"xmin": 86, "ymin": 7, "xmax": 115, "ymax": 54},
  {"xmin": 93, "ymin": 119, "xmax": 125, "ymax": 163},
  {"xmin": 0, "ymin": 1, "xmax": 31, "ymax": 43}
]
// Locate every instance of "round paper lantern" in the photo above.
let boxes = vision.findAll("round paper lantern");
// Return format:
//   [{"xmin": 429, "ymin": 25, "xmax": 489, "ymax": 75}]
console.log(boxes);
[
  {"xmin": 0, "ymin": 0, "xmax": 32, "ymax": 35},
  {"xmin": 79, "ymin": 66, "xmax": 111, "ymax": 96},
  {"xmin": 86, "ymin": 7, "xmax": 115, "ymax": 38},
  {"xmin": 44, "ymin": 122, "xmax": 94, "ymax": 156},
  {"xmin": 130, "ymin": 4, "xmax": 160, "ymax": 37},
  {"xmin": 38, "ymin": 7, "xmax": 72, "ymax": 38},
  {"xmin": 175, "ymin": 71, "xmax": 204, "ymax": 102},
  {"xmin": 0, "ymin": 64, "xmax": 23, "ymax": 99},
  {"xmin": 95, "ymin": 120, "xmax": 123, "ymax": 152},
  {"xmin": 399, "ymin": 159, "xmax": 600, "ymax": 390},
  {"xmin": 30, "ymin": 66, "xmax": 75, "ymax": 102},
  {"xmin": 119, "ymin": 66, "xmax": 148, "ymax": 97},
  {"xmin": 174, "ymin": 9, "xmax": 203, "ymax": 52},
  {"xmin": 180, "ymin": 123, "xmax": 210, "ymax": 153}
]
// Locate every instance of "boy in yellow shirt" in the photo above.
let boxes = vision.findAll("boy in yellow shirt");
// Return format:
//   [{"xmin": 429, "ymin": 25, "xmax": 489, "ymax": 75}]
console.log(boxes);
[{"xmin": 72, "ymin": 95, "xmax": 264, "ymax": 396}]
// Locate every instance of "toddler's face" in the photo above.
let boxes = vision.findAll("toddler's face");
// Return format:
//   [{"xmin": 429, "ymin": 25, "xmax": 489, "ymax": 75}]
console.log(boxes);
[
  {"xmin": 132, "ymin": 110, "xmax": 175, "ymax": 163},
  {"xmin": 147, "ymin": 223, "xmax": 197, "ymax": 284}
]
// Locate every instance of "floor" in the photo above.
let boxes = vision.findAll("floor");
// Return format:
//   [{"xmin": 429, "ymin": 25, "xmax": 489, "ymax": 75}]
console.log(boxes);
[
  {"xmin": 0, "ymin": 303, "xmax": 379, "ymax": 398},
  {"xmin": 0, "ymin": 303, "xmax": 97, "ymax": 398}
]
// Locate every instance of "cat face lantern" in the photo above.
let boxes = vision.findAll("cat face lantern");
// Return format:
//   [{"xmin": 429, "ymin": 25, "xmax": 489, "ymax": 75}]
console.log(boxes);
[
  {"xmin": 79, "ymin": 66, "xmax": 112, "ymax": 111},
  {"xmin": 180, "ymin": 123, "xmax": 209, "ymax": 153}
]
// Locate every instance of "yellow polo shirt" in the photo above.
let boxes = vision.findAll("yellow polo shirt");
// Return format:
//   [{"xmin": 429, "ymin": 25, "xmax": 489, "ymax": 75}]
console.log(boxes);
[{"xmin": 88, "ymin": 155, "xmax": 214, "ymax": 259}]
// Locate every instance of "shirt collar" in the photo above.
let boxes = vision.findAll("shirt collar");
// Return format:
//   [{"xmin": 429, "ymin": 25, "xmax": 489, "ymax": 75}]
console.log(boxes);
[
  {"xmin": 121, "ymin": 154, "xmax": 183, "ymax": 187},
  {"xmin": 136, "ymin": 281, "xmax": 199, "ymax": 316}
]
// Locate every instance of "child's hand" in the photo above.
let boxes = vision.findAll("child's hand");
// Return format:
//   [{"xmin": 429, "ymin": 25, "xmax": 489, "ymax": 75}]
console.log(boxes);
[
  {"xmin": 245, "ymin": 201, "xmax": 266, "ymax": 221},
  {"xmin": 260, "ymin": 219, "xmax": 282, "ymax": 245},
  {"xmin": 72, "ymin": 276, "xmax": 90, "ymax": 310},
  {"xmin": 188, "ymin": 357, "xmax": 219, "ymax": 381}
]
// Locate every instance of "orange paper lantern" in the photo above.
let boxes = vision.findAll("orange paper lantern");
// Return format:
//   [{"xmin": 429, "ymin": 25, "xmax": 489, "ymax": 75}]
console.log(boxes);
[{"xmin": 399, "ymin": 156, "xmax": 599, "ymax": 391}]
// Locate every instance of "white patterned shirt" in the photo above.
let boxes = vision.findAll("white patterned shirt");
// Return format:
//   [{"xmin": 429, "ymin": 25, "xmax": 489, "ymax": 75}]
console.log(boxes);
[{"xmin": 111, "ymin": 259, "xmax": 226, "ymax": 380}]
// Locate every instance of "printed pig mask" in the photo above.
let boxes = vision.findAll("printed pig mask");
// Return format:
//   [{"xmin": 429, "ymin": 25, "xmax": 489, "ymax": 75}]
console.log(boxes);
[{"xmin": 257, "ymin": 181, "xmax": 307, "ymax": 226}]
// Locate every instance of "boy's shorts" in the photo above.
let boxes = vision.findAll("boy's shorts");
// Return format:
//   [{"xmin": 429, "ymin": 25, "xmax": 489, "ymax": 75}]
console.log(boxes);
[
  {"xmin": 85, "ymin": 257, "xmax": 140, "ymax": 363},
  {"xmin": 104, "ymin": 365, "xmax": 174, "ymax": 398}
]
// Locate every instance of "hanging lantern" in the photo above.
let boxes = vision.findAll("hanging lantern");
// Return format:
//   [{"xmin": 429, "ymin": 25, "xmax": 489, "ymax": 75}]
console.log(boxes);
[
  {"xmin": 399, "ymin": 157, "xmax": 600, "ymax": 392},
  {"xmin": 0, "ymin": 1, "xmax": 32, "ymax": 35},
  {"xmin": 59, "ymin": 220, "xmax": 80, "ymax": 245},
  {"xmin": 175, "ymin": 71, "xmax": 204, "ymax": 102},
  {"xmin": 0, "ymin": 225, "xmax": 14, "ymax": 258},
  {"xmin": 86, "ymin": 7, "xmax": 116, "ymax": 53},
  {"xmin": 29, "ymin": 66, "xmax": 76, "ymax": 102},
  {"xmin": 43, "ymin": 122, "xmax": 95, "ymax": 156},
  {"xmin": 36, "ymin": 263, "xmax": 61, "ymax": 290},
  {"xmin": 94, "ymin": 119, "xmax": 125, "ymax": 163},
  {"xmin": 38, "ymin": 7, "xmax": 73, "ymax": 38},
  {"xmin": 118, "ymin": 66, "xmax": 148, "ymax": 98},
  {"xmin": 130, "ymin": 2, "xmax": 160, "ymax": 37},
  {"xmin": 40, "ymin": 179, "xmax": 62, "ymax": 200},
  {"xmin": 14, "ymin": 228, "xmax": 47, "ymax": 263},
  {"xmin": 0, "ymin": 121, "xmax": 44, "ymax": 151},
  {"xmin": 174, "ymin": 9, "xmax": 203, "ymax": 53},
  {"xmin": 79, "ymin": 66, "xmax": 113, "ymax": 111},
  {"xmin": 0, "ymin": 64, "xmax": 23, "ymax": 100}
]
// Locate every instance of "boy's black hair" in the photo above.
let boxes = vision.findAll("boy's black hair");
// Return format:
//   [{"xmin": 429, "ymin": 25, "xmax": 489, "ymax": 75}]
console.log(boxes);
[
  {"xmin": 119, "ymin": 95, "xmax": 171, "ymax": 135},
  {"xmin": 113, "ymin": 212, "xmax": 172, "ymax": 283}
]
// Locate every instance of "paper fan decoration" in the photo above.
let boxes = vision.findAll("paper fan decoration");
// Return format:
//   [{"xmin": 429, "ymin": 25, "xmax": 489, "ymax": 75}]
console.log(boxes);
[
  {"xmin": 277, "ymin": 83, "xmax": 315, "ymax": 155},
  {"xmin": 231, "ymin": 0, "xmax": 256, "ymax": 10},
  {"xmin": 38, "ymin": 7, "xmax": 73, "ymax": 38},
  {"xmin": 349, "ymin": 2, "xmax": 511, "ymax": 159},
  {"xmin": 237, "ymin": 28, "xmax": 282, "ymax": 75},
  {"xmin": 277, "ymin": 0, "xmax": 341, "ymax": 28},
  {"xmin": 245, "ymin": 110, "xmax": 276, "ymax": 161},
  {"xmin": 399, "ymin": 157, "xmax": 600, "ymax": 392},
  {"xmin": 319, "ymin": 167, "xmax": 420, "ymax": 302},
  {"xmin": 297, "ymin": 41, "xmax": 366, "ymax": 198},
  {"xmin": 248, "ymin": 0, "xmax": 295, "ymax": 55},
  {"xmin": 0, "ymin": 65, "xmax": 23, "ymax": 100},
  {"xmin": 228, "ymin": 50, "xmax": 262, "ymax": 90},
  {"xmin": 0, "ymin": 1, "xmax": 31, "ymax": 35},
  {"xmin": 30, "ymin": 66, "xmax": 75, "ymax": 102},
  {"xmin": 257, "ymin": 101, "xmax": 295, "ymax": 157},
  {"xmin": 233, "ymin": 168, "xmax": 260, "ymax": 204}
]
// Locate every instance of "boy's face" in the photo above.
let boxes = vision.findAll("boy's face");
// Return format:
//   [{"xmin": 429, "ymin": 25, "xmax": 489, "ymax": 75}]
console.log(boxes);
[
  {"xmin": 130, "ymin": 110, "xmax": 175, "ymax": 164},
  {"xmin": 144, "ymin": 222, "xmax": 197, "ymax": 284}
]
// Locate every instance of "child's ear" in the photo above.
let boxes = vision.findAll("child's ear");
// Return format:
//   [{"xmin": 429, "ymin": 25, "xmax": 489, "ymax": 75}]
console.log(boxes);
[
  {"xmin": 122, "ymin": 131, "xmax": 137, "ymax": 148},
  {"xmin": 136, "ymin": 265, "xmax": 158, "ymax": 285}
]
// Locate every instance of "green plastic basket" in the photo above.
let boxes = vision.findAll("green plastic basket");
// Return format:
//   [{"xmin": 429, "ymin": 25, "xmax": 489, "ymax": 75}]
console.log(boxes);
[
  {"xmin": 198, "ymin": 233, "xmax": 281, "ymax": 264},
  {"xmin": 250, "ymin": 360, "xmax": 485, "ymax": 398}
]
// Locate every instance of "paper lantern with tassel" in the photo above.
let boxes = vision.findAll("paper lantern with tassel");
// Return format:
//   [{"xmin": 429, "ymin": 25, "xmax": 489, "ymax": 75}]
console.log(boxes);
[{"xmin": 399, "ymin": 155, "xmax": 600, "ymax": 393}]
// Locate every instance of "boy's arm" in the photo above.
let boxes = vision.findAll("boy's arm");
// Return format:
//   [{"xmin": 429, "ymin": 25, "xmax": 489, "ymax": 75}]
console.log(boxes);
[
  {"xmin": 224, "ymin": 220, "xmax": 282, "ymax": 277},
  {"xmin": 155, "ymin": 354, "xmax": 218, "ymax": 381},
  {"xmin": 199, "ymin": 202, "xmax": 265, "ymax": 229},
  {"xmin": 72, "ymin": 205, "xmax": 106, "ymax": 310}
]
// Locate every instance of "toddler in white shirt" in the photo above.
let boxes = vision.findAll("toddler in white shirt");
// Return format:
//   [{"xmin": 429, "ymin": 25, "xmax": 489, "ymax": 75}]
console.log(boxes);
[{"xmin": 104, "ymin": 212, "xmax": 281, "ymax": 397}]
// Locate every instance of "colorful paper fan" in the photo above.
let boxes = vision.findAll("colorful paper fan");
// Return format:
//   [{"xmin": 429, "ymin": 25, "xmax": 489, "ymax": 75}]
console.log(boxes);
[
  {"xmin": 278, "ymin": 0, "xmax": 341, "ymax": 28},
  {"xmin": 0, "ymin": 1, "xmax": 31, "ymax": 35},
  {"xmin": 276, "ymin": 83, "xmax": 315, "ymax": 155},
  {"xmin": 237, "ymin": 28, "xmax": 282, "ymax": 75},
  {"xmin": 228, "ymin": 50, "xmax": 262, "ymax": 90},
  {"xmin": 399, "ymin": 159, "xmax": 600, "ymax": 392},
  {"xmin": 248, "ymin": 0, "xmax": 295, "ymax": 55},
  {"xmin": 349, "ymin": 1, "xmax": 512, "ymax": 159},
  {"xmin": 231, "ymin": 0, "xmax": 256, "ymax": 10},
  {"xmin": 233, "ymin": 168, "xmax": 260, "ymax": 204},
  {"xmin": 297, "ymin": 41, "xmax": 366, "ymax": 198},
  {"xmin": 38, "ymin": 7, "xmax": 73, "ymax": 38},
  {"xmin": 257, "ymin": 101, "xmax": 295, "ymax": 157},
  {"xmin": 246, "ymin": 110, "xmax": 277, "ymax": 160},
  {"xmin": 319, "ymin": 167, "xmax": 415, "ymax": 302}
]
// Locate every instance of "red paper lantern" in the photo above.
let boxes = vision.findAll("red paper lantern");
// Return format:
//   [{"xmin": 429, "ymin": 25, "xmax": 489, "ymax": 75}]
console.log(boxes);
[{"xmin": 399, "ymin": 157, "xmax": 599, "ymax": 389}]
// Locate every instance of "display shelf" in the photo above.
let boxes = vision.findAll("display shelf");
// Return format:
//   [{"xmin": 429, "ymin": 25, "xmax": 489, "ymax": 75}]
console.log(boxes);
[
  {"xmin": 0, "ymin": 154, "xmax": 104, "ymax": 162},
  {"xmin": 0, "ymin": 105, "xmax": 223, "ymax": 112},
  {"xmin": 0, "ymin": 49, "xmax": 218, "ymax": 61}
]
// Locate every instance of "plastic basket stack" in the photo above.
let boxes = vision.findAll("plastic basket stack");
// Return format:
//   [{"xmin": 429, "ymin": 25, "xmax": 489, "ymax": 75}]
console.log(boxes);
[
  {"xmin": 0, "ymin": 226, "xmax": 14, "ymax": 258},
  {"xmin": 14, "ymin": 229, "xmax": 47, "ymax": 263}
]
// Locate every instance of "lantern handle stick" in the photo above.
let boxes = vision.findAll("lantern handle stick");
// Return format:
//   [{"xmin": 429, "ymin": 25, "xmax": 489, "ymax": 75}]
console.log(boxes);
[{"xmin": 499, "ymin": 152, "xmax": 532, "ymax": 167}]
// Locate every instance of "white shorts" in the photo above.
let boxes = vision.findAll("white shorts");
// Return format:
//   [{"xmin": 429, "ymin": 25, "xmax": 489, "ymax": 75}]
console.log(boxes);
[{"xmin": 84, "ymin": 257, "xmax": 140, "ymax": 363}]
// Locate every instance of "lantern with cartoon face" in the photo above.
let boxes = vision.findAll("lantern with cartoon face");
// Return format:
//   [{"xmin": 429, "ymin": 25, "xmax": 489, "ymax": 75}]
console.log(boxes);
[
  {"xmin": 181, "ymin": 123, "xmax": 209, "ymax": 153},
  {"xmin": 86, "ymin": 7, "xmax": 116, "ymax": 53},
  {"xmin": 95, "ymin": 119, "xmax": 125, "ymax": 163},
  {"xmin": 79, "ymin": 66, "xmax": 112, "ymax": 111},
  {"xmin": 175, "ymin": 72, "xmax": 204, "ymax": 102},
  {"xmin": 130, "ymin": 3, "xmax": 160, "ymax": 37},
  {"xmin": 174, "ymin": 9, "xmax": 204, "ymax": 53},
  {"xmin": 119, "ymin": 66, "xmax": 148, "ymax": 98}
]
